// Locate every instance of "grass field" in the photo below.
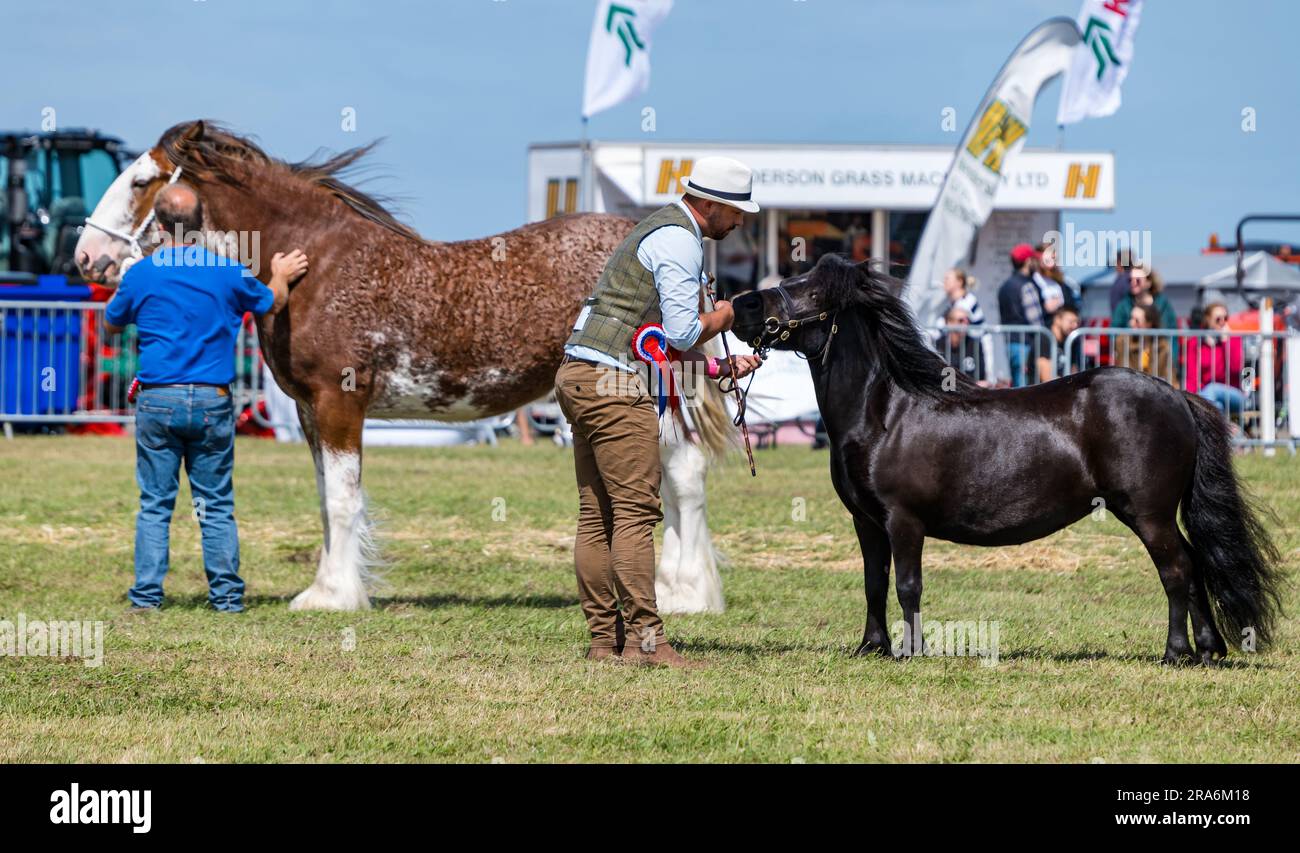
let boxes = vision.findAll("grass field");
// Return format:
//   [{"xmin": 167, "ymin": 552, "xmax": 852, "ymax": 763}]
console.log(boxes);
[{"xmin": 1, "ymin": 434, "xmax": 1297, "ymax": 763}]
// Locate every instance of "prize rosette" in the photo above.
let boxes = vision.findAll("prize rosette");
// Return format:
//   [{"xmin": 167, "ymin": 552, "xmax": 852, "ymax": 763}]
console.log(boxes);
[{"xmin": 632, "ymin": 323, "xmax": 679, "ymax": 415}]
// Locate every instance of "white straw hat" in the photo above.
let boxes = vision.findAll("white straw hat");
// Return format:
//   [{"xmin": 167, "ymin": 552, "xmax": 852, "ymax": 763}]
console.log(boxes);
[{"xmin": 682, "ymin": 156, "xmax": 759, "ymax": 213}]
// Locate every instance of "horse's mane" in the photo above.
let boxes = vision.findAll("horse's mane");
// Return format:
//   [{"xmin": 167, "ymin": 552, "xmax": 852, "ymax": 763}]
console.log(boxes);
[
  {"xmin": 159, "ymin": 120, "xmax": 419, "ymax": 240},
  {"xmin": 815, "ymin": 253, "xmax": 978, "ymax": 401}
]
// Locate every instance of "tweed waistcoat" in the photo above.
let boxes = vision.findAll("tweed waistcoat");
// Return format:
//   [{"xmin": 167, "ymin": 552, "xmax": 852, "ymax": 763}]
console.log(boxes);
[{"xmin": 566, "ymin": 203, "xmax": 698, "ymax": 364}]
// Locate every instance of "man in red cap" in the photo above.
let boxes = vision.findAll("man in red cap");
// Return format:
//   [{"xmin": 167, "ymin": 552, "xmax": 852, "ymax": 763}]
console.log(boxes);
[{"xmin": 996, "ymin": 243, "xmax": 1047, "ymax": 387}]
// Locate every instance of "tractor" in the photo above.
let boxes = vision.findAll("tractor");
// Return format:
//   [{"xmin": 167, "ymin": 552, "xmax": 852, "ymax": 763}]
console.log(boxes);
[{"xmin": 1, "ymin": 128, "xmax": 130, "ymax": 281}]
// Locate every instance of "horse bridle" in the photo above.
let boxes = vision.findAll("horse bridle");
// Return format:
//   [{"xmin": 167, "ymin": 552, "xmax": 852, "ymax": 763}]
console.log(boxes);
[
  {"xmin": 747, "ymin": 283, "xmax": 840, "ymax": 368},
  {"xmin": 83, "ymin": 166, "xmax": 185, "ymax": 259}
]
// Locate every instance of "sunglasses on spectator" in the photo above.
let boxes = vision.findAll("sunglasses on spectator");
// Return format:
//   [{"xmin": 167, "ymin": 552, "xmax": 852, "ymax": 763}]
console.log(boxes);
[{"xmin": 1209, "ymin": 314, "xmax": 1228, "ymax": 325}]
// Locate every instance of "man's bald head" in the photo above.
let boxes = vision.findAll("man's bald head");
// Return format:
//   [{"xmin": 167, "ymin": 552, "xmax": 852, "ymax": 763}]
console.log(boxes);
[{"xmin": 154, "ymin": 182, "xmax": 203, "ymax": 238}]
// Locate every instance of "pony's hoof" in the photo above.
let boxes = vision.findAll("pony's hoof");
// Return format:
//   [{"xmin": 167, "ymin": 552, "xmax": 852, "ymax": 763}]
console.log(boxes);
[
  {"xmin": 289, "ymin": 584, "xmax": 371, "ymax": 611},
  {"xmin": 855, "ymin": 639, "xmax": 892, "ymax": 657},
  {"xmin": 1161, "ymin": 649, "xmax": 1196, "ymax": 666}
]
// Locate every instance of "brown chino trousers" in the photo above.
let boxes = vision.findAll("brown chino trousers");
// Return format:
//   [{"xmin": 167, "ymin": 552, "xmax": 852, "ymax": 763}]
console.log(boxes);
[{"xmin": 553, "ymin": 359, "xmax": 666, "ymax": 651}]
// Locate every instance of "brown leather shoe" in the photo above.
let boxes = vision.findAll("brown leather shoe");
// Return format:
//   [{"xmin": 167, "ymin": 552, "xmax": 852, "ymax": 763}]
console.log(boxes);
[
  {"xmin": 585, "ymin": 646, "xmax": 620, "ymax": 661},
  {"xmin": 621, "ymin": 641, "xmax": 695, "ymax": 668}
]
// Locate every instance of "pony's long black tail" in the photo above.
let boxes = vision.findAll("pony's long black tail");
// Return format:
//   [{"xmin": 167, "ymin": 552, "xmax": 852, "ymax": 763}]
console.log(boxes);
[{"xmin": 1180, "ymin": 393, "xmax": 1284, "ymax": 649}]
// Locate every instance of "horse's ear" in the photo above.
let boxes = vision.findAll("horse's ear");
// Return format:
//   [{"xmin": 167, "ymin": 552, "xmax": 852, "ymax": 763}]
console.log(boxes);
[
  {"xmin": 856, "ymin": 259, "xmax": 908, "ymax": 299},
  {"xmin": 183, "ymin": 121, "xmax": 205, "ymax": 142}
]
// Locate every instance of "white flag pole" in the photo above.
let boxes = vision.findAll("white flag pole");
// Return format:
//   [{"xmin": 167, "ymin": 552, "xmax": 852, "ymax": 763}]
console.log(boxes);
[{"xmin": 580, "ymin": 115, "xmax": 591, "ymax": 212}]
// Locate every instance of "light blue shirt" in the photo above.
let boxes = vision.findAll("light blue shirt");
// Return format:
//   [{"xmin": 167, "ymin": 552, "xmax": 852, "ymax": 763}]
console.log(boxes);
[{"xmin": 566, "ymin": 198, "xmax": 706, "ymax": 372}]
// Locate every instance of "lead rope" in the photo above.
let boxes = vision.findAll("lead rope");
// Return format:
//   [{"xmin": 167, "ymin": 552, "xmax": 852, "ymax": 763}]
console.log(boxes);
[{"xmin": 705, "ymin": 274, "xmax": 757, "ymax": 477}]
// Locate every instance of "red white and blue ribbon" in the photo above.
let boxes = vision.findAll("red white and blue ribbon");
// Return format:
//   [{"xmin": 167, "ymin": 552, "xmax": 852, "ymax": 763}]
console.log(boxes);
[{"xmin": 632, "ymin": 323, "xmax": 679, "ymax": 416}]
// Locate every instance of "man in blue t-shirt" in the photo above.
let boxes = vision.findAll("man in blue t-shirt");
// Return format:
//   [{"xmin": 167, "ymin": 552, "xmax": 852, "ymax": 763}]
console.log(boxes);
[{"xmin": 104, "ymin": 182, "xmax": 309, "ymax": 612}]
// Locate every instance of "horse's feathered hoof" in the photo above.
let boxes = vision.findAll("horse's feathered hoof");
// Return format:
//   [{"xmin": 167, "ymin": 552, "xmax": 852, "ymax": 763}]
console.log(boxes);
[{"xmin": 289, "ymin": 583, "xmax": 371, "ymax": 611}]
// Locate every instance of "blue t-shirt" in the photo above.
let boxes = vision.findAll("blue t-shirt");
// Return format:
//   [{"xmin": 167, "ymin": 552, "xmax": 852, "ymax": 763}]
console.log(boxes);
[{"xmin": 105, "ymin": 245, "xmax": 275, "ymax": 385}]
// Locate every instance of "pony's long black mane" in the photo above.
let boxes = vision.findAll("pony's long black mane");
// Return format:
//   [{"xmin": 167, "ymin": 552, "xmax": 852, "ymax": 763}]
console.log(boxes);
[
  {"xmin": 159, "ymin": 120, "xmax": 419, "ymax": 241},
  {"xmin": 814, "ymin": 253, "xmax": 978, "ymax": 401}
]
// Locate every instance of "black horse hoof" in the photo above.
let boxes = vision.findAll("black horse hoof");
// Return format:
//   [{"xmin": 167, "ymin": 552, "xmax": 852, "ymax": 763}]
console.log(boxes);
[
  {"xmin": 1198, "ymin": 650, "xmax": 1226, "ymax": 667},
  {"xmin": 855, "ymin": 641, "xmax": 892, "ymax": 657},
  {"xmin": 1162, "ymin": 650, "xmax": 1197, "ymax": 666}
]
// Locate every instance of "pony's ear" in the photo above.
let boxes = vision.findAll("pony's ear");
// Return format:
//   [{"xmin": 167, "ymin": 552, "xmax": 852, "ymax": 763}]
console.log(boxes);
[
  {"xmin": 183, "ymin": 121, "xmax": 205, "ymax": 143},
  {"xmin": 855, "ymin": 259, "xmax": 908, "ymax": 300},
  {"xmin": 815, "ymin": 255, "xmax": 871, "ymax": 311}
]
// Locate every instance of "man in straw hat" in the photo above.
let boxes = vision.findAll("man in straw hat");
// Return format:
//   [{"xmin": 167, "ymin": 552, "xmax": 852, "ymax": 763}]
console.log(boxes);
[{"xmin": 555, "ymin": 156, "xmax": 763, "ymax": 667}]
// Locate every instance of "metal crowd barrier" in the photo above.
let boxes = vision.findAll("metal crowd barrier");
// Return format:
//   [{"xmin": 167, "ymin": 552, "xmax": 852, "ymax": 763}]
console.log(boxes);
[
  {"xmin": 930, "ymin": 324, "xmax": 1057, "ymax": 388},
  {"xmin": 5, "ymin": 300, "xmax": 1295, "ymax": 453},
  {"xmin": 1062, "ymin": 326, "xmax": 1296, "ymax": 452},
  {"xmin": 930, "ymin": 322, "xmax": 1297, "ymax": 451},
  {"xmin": 0, "ymin": 300, "xmax": 278, "ymax": 432},
  {"xmin": 0, "ymin": 300, "xmax": 137, "ymax": 426},
  {"xmin": 231, "ymin": 321, "xmax": 294, "ymax": 432},
  {"xmin": 0, "ymin": 301, "xmax": 533, "ymax": 445}
]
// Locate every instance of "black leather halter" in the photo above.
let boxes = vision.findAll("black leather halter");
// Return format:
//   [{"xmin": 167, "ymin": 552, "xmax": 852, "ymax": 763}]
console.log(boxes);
[{"xmin": 746, "ymin": 284, "xmax": 839, "ymax": 367}]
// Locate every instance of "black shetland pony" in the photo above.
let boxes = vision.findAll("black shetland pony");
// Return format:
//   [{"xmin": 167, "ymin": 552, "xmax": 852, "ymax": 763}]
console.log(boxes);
[{"xmin": 732, "ymin": 255, "xmax": 1283, "ymax": 664}]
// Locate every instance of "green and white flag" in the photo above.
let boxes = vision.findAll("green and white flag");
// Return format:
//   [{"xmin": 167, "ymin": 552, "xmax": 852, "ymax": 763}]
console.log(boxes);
[
  {"xmin": 1057, "ymin": 0, "xmax": 1143, "ymax": 125},
  {"xmin": 582, "ymin": 0, "xmax": 673, "ymax": 119}
]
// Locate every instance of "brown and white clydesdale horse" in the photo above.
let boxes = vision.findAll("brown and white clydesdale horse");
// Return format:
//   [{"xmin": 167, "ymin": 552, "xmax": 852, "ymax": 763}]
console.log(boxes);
[{"xmin": 75, "ymin": 120, "xmax": 732, "ymax": 612}]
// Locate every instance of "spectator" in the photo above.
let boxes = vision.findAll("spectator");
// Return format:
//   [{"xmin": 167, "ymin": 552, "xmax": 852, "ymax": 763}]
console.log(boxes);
[
  {"xmin": 941, "ymin": 305, "xmax": 991, "ymax": 386},
  {"xmin": 1111, "ymin": 265, "xmax": 1176, "ymax": 329},
  {"xmin": 997, "ymin": 243, "xmax": 1047, "ymax": 387},
  {"xmin": 1184, "ymin": 302, "xmax": 1246, "ymax": 419},
  {"xmin": 938, "ymin": 267, "xmax": 985, "ymax": 325},
  {"xmin": 1116, "ymin": 303, "xmax": 1173, "ymax": 380},
  {"xmin": 1033, "ymin": 241, "xmax": 1078, "ymax": 316},
  {"xmin": 1108, "ymin": 251, "xmax": 1135, "ymax": 312},
  {"xmin": 843, "ymin": 215, "xmax": 871, "ymax": 263},
  {"xmin": 1037, "ymin": 304, "xmax": 1081, "ymax": 383},
  {"xmin": 938, "ymin": 266, "xmax": 995, "ymax": 374}
]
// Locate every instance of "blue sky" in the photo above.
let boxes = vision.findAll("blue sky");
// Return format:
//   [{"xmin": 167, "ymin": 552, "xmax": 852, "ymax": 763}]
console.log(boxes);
[{"xmin": 7, "ymin": 0, "xmax": 1298, "ymax": 259}]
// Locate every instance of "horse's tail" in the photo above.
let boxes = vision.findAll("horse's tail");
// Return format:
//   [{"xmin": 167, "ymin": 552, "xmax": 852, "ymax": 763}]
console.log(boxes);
[{"xmin": 1180, "ymin": 392, "xmax": 1284, "ymax": 649}]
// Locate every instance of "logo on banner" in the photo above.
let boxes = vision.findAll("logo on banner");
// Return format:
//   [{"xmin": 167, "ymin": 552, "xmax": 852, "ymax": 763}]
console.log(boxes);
[
  {"xmin": 606, "ymin": 4, "xmax": 645, "ymax": 67},
  {"xmin": 1064, "ymin": 163, "xmax": 1102, "ymax": 199},
  {"xmin": 1083, "ymin": 14, "xmax": 1121, "ymax": 79},
  {"xmin": 965, "ymin": 100, "xmax": 1027, "ymax": 175},
  {"xmin": 655, "ymin": 158, "xmax": 693, "ymax": 194}
]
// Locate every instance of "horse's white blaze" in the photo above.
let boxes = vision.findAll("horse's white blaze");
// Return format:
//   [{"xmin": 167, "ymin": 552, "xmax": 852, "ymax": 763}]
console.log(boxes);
[
  {"xmin": 290, "ymin": 448, "xmax": 377, "ymax": 611},
  {"xmin": 74, "ymin": 152, "xmax": 160, "ymax": 285},
  {"xmin": 656, "ymin": 434, "xmax": 725, "ymax": 614}
]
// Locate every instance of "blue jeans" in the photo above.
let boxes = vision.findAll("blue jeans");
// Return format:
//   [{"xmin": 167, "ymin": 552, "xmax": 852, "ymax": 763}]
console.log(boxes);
[
  {"xmin": 1199, "ymin": 382, "xmax": 1245, "ymax": 420},
  {"xmin": 130, "ymin": 385, "xmax": 244, "ymax": 611},
  {"xmin": 1007, "ymin": 342, "xmax": 1032, "ymax": 388}
]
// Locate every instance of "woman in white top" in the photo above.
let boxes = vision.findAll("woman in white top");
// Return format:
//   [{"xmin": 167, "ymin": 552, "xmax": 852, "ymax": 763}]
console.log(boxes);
[
  {"xmin": 938, "ymin": 267, "xmax": 985, "ymax": 325},
  {"xmin": 1032, "ymin": 242, "xmax": 1079, "ymax": 315},
  {"xmin": 935, "ymin": 267, "xmax": 994, "ymax": 376}
]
